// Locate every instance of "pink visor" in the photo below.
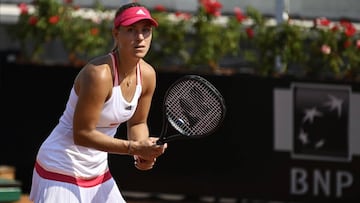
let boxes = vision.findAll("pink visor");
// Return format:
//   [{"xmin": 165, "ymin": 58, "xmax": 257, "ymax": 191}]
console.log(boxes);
[{"xmin": 114, "ymin": 6, "xmax": 158, "ymax": 27}]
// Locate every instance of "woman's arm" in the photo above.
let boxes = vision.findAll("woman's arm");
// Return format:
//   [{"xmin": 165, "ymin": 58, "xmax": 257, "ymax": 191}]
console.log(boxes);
[
  {"xmin": 126, "ymin": 61, "xmax": 156, "ymax": 141},
  {"xmin": 72, "ymin": 58, "xmax": 131, "ymax": 154},
  {"xmin": 126, "ymin": 61, "xmax": 167, "ymax": 170}
]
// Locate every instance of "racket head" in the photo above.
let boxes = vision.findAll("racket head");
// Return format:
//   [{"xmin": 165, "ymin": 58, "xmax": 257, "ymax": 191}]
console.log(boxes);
[{"xmin": 160, "ymin": 75, "xmax": 226, "ymax": 142}]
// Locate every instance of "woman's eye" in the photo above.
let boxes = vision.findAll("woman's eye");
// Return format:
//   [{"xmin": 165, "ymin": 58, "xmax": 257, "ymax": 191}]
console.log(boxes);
[
  {"xmin": 127, "ymin": 28, "xmax": 134, "ymax": 33},
  {"xmin": 143, "ymin": 28, "xmax": 151, "ymax": 33}
]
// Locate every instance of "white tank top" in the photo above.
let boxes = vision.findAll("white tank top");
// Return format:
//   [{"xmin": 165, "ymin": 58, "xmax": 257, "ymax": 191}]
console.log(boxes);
[{"xmin": 36, "ymin": 52, "xmax": 142, "ymax": 178}]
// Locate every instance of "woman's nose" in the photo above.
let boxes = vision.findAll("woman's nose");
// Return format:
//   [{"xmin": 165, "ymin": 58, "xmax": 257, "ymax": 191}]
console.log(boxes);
[{"xmin": 136, "ymin": 32, "xmax": 145, "ymax": 40}]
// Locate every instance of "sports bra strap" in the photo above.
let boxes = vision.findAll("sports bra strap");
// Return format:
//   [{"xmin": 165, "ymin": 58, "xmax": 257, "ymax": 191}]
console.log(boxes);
[
  {"xmin": 109, "ymin": 52, "xmax": 119, "ymax": 86},
  {"xmin": 110, "ymin": 52, "xmax": 142, "ymax": 86},
  {"xmin": 136, "ymin": 62, "xmax": 142, "ymax": 85}
]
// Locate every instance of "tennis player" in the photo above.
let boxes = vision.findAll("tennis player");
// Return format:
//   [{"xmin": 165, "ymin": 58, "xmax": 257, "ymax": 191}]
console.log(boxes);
[{"xmin": 29, "ymin": 2, "xmax": 167, "ymax": 202}]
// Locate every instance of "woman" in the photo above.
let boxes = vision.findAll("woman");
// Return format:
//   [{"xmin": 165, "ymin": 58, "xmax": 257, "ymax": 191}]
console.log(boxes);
[{"xmin": 29, "ymin": 2, "xmax": 167, "ymax": 202}]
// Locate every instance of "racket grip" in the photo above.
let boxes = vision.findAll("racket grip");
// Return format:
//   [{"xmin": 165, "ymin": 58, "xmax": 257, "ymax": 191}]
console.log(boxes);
[{"xmin": 156, "ymin": 139, "xmax": 165, "ymax": 145}]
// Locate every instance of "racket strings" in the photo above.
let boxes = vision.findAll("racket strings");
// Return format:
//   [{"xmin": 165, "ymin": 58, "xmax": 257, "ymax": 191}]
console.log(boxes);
[{"xmin": 165, "ymin": 79, "xmax": 224, "ymax": 137}]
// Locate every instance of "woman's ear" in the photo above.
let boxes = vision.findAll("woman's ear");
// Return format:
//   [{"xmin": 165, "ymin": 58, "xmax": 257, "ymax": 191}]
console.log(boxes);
[{"xmin": 112, "ymin": 27, "xmax": 119, "ymax": 38}]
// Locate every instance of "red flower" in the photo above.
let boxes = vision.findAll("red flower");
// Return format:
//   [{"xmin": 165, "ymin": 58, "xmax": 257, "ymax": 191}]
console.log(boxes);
[
  {"xmin": 154, "ymin": 4, "xmax": 166, "ymax": 12},
  {"xmin": 48, "ymin": 15, "xmax": 60, "ymax": 24},
  {"xmin": 18, "ymin": 3, "xmax": 28, "ymax": 15},
  {"xmin": 175, "ymin": 12, "xmax": 192, "ymax": 20},
  {"xmin": 343, "ymin": 39, "xmax": 351, "ymax": 48},
  {"xmin": 64, "ymin": 0, "xmax": 73, "ymax": 4},
  {"xmin": 344, "ymin": 25, "xmax": 356, "ymax": 37},
  {"xmin": 331, "ymin": 25, "xmax": 339, "ymax": 32},
  {"xmin": 339, "ymin": 19, "xmax": 356, "ymax": 37},
  {"xmin": 90, "ymin": 28, "xmax": 99, "ymax": 36},
  {"xmin": 339, "ymin": 19, "xmax": 352, "ymax": 27},
  {"xmin": 200, "ymin": 0, "xmax": 222, "ymax": 17},
  {"xmin": 28, "ymin": 16, "xmax": 38, "ymax": 25},
  {"xmin": 246, "ymin": 27, "xmax": 254, "ymax": 39},
  {"xmin": 315, "ymin": 17, "xmax": 331, "ymax": 26},
  {"xmin": 234, "ymin": 7, "xmax": 247, "ymax": 23}
]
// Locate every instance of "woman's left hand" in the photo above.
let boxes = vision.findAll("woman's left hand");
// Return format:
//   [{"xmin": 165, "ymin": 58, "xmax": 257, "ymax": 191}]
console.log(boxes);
[{"xmin": 133, "ymin": 155, "xmax": 156, "ymax": 170}]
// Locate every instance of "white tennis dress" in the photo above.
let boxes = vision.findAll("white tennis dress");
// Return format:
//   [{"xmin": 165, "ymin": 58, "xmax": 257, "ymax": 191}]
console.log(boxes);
[{"xmin": 30, "ymin": 52, "xmax": 142, "ymax": 203}]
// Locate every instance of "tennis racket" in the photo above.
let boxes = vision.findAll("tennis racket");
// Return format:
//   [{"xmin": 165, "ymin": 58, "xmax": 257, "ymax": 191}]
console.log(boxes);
[{"xmin": 156, "ymin": 75, "xmax": 226, "ymax": 145}]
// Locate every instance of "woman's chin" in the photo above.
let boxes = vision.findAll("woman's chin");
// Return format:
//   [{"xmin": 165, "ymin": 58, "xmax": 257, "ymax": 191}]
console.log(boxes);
[{"xmin": 134, "ymin": 53, "xmax": 146, "ymax": 59}]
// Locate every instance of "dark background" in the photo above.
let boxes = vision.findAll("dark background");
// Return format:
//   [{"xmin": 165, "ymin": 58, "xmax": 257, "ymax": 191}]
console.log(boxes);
[{"xmin": 1, "ymin": 61, "xmax": 359, "ymax": 203}]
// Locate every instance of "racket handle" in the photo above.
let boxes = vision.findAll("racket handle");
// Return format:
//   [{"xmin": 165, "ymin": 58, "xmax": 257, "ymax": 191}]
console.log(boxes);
[
  {"xmin": 156, "ymin": 139, "xmax": 165, "ymax": 145},
  {"xmin": 156, "ymin": 134, "xmax": 185, "ymax": 145}
]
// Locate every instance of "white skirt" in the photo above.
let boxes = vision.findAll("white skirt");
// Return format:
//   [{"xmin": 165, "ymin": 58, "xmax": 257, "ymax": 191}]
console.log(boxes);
[{"xmin": 29, "ymin": 169, "xmax": 126, "ymax": 203}]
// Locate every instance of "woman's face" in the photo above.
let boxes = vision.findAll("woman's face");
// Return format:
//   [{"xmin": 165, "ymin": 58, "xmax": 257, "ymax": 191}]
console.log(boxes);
[{"xmin": 114, "ymin": 20, "xmax": 153, "ymax": 59}]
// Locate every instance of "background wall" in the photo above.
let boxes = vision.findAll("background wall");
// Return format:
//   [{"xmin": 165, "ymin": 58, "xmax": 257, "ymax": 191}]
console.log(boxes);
[{"xmin": 1, "ymin": 62, "xmax": 359, "ymax": 202}]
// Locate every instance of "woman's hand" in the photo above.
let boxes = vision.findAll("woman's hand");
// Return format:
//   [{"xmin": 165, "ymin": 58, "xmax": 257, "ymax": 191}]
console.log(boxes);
[
  {"xmin": 133, "ymin": 155, "xmax": 156, "ymax": 170},
  {"xmin": 129, "ymin": 137, "xmax": 167, "ymax": 159},
  {"xmin": 129, "ymin": 137, "xmax": 167, "ymax": 170}
]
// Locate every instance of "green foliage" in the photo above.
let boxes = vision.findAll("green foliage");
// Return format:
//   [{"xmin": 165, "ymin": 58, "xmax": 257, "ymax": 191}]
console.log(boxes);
[
  {"xmin": 146, "ymin": 11, "xmax": 190, "ymax": 68},
  {"xmin": 242, "ymin": 6, "xmax": 360, "ymax": 79},
  {"xmin": 9, "ymin": 0, "xmax": 112, "ymax": 65},
  {"xmin": 147, "ymin": 1, "xmax": 243, "ymax": 72},
  {"xmin": 8, "ymin": 0, "xmax": 360, "ymax": 80},
  {"xmin": 188, "ymin": 6, "xmax": 242, "ymax": 70}
]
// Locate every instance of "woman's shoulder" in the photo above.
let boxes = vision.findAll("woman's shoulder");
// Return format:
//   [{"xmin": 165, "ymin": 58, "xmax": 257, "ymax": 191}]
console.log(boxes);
[
  {"xmin": 139, "ymin": 59, "xmax": 156, "ymax": 92},
  {"xmin": 87, "ymin": 54, "xmax": 112, "ymax": 67},
  {"xmin": 139, "ymin": 59, "xmax": 156, "ymax": 78},
  {"xmin": 77, "ymin": 54, "xmax": 113, "ymax": 83}
]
